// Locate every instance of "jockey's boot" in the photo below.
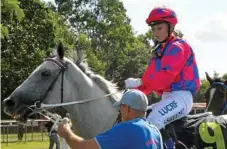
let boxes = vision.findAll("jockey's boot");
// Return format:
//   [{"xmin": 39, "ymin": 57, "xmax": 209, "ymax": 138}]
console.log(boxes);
[{"xmin": 160, "ymin": 128, "xmax": 176, "ymax": 149}]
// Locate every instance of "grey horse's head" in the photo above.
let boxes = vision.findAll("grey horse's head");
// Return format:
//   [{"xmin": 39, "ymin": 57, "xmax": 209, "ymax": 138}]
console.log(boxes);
[
  {"xmin": 2, "ymin": 41, "xmax": 120, "ymax": 138},
  {"xmin": 2, "ymin": 42, "xmax": 73, "ymax": 122}
]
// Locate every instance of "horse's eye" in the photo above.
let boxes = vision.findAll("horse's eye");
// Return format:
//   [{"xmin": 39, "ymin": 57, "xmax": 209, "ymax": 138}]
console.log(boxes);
[{"xmin": 41, "ymin": 71, "xmax": 51, "ymax": 77}]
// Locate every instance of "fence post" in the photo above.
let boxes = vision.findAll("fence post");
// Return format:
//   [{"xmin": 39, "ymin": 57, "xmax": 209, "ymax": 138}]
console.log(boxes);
[
  {"xmin": 3, "ymin": 124, "xmax": 5, "ymax": 143},
  {"xmin": 1, "ymin": 119, "xmax": 50, "ymax": 143},
  {"xmin": 6, "ymin": 124, "xmax": 9, "ymax": 145},
  {"xmin": 41, "ymin": 121, "xmax": 44, "ymax": 141},
  {"xmin": 25, "ymin": 125, "xmax": 27, "ymax": 143},
  {"xmin": 17, "ymin": 123, "xmax": 19, "ymax": 143},
  {"xmin": 31, "ymin": 120, "xmax": 34, "ymax": 141}
]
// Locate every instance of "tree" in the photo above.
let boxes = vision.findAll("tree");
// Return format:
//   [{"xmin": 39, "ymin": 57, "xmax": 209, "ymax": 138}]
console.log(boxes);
[
  {"xmin": 195, "ymin": 79, "xmax": 209, "ymax": 102},
  {"xmin": 1, "ymin": 0, "xmax": 24, "ymax": 39},
  {"xmin": 213, "ymin": 71, "xmax": 219, "ymax": 78},
  {"xmin": 173, "ymin": 30, "xmax": 184, "ymax": 39},
  {"xmin": 54, "ymin": 0, "xmax": 152, "ymax": 88},
  {"xmin": 1, "ymin": 0, "xmax": 75, "ymax": 119},
  {"xmin": 222, "ymin": 73, "xmax": 227, "ymax": 80}
]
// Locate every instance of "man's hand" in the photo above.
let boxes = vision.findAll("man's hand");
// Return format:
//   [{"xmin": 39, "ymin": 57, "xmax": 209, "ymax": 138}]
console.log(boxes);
[
  {"xmin": 58, "ymin": 118, "xmax": 72, "ymax": 139},
  {"xmin": 125, "ymin": 78, "xmax": 142, "ymax": 89},
  {"xmin": 57, "ymin": 118, "xmax": 99, "ymax": 149}
]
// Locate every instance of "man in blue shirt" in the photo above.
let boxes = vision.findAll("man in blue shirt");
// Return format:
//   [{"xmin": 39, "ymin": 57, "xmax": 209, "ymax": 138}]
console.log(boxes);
[{"xmin": 58, "ymin": 89, "xmax": 163, "ymax": 149}]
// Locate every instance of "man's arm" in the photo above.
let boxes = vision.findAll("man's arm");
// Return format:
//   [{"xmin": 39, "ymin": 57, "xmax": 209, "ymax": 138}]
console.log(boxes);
[
  {"xmin": 58, "ymin": 122, "xmax": 99, "ymax": 149},
  {"xmin": 64, "ymin": 129, "xmax": 99, "ymax": 149},
  {"xmin": 58, "ymin": 120, "xmax": 128, "ymax": 149}
]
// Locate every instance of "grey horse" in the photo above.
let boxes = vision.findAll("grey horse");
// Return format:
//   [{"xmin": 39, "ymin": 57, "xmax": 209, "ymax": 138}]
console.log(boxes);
[{"xmin": 2, "ymin": 42, "xmax": 121, "ymax": 139}]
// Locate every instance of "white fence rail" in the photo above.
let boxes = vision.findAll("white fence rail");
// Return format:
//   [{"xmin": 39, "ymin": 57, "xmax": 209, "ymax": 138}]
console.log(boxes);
[
  {"xmin": 1, "ymin": 119, "xmax": 49, "ymax": 144},
  {"xmin": 1, "ymin": 104, "xmax": 206, "ymax": 144}
]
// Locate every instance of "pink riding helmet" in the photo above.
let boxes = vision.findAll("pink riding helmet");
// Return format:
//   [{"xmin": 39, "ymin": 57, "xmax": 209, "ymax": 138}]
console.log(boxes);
[{"xmin": 146, "ymin": 7, "xmax": 178, "ymax": 26}]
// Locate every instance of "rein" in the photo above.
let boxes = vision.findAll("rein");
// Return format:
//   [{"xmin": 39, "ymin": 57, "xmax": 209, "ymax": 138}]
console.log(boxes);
[
  {"xmin": 31, "ymin": 91, "xmax": 121, "ymax": 109},
  {"xmin": 32, "ymin": 57, "xmax": 122, "ymax": 109},
  {"xmin": 26, "ymin": 57, "xmax": 124, "ymax": 129},
  {"xmin": 28, "ymin": 58, "xmax": 123, "ymax": 125}
]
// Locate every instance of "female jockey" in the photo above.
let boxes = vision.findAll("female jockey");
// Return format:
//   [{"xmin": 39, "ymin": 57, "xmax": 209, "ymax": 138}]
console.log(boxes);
[{"xmin": 125, "ymin": 7, "xmax": 200, "ymax": 149}]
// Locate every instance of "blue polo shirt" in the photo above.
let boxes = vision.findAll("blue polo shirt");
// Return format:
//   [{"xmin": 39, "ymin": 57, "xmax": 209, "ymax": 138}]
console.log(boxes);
[{"xmin": 95, "ymin": 118, "xmax": 163, "ymax": 149}]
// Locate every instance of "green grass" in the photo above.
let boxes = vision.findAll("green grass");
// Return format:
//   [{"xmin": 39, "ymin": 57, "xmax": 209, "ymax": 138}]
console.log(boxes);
[
  {"xmin": 1, "ymin": 141, "xmax": 49, "ymax": 149},
  {"xmin": 1, "ymin": 133, "xmax": 64, "ymax": 149},
  {"xmin": 1, "ymin": 133, "xmax": 49, "ymax": 142}
]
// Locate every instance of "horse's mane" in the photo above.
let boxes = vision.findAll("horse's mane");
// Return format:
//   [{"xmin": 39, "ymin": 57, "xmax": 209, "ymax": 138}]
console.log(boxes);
[
  {"xmin": 51, "ymin": 45, "xmax": 121, "ymax": 103},
  {"xmin": 76, "ymin": 60, "xmax": 120, "ymax": 103}
]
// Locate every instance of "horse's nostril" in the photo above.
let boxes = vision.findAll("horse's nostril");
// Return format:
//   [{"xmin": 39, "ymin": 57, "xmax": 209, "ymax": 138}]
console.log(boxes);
[{"xmin": 4, "ymin": 99, "xmax": 17, "ymax": 108}]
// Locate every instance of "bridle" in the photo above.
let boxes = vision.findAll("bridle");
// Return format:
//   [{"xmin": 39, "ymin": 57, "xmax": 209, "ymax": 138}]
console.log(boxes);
[
  {"xmin": 37, "ymin": 58, "xmax": 68, "ymax": 105},
  {"xmin": 28, "ymin": 57, "xmax": 122, "ymax": 124},
  {"xmin": 33, "ymin": 58, "xmax": 122, "ymax": 109},
  {"xmin": 24, "ymin": 58, "xmax": 67, "ymax": 122},
  {"xmin": 206, "ymin": 82, "xmax": 227, "ymax": 115}
]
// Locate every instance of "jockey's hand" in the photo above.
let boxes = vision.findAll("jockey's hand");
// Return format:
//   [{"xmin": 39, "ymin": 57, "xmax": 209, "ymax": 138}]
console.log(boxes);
[
  {"xmin": 125, "ymin": 78, "xmax": 142, "ymax": 89},
  {"xmin": 57, "ymin": 118, "xmax": 72, "ymax": 139},
  {"xmin": 147, "ymin": 103, "xmax": 157, "ymax": 110}
]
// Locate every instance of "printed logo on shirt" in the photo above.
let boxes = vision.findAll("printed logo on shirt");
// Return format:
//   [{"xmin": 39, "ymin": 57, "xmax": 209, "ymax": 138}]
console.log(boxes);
[
  {"xmin": 158, "ymin": 100, "xmax": 178, "ymax": 116},
  {"xmin": 146, "ymin": 139, "xmax": 157, "ymax": 147},
  {"xmin": 165, "ymin": 108, "xmax": 184, "ymax": 124}
]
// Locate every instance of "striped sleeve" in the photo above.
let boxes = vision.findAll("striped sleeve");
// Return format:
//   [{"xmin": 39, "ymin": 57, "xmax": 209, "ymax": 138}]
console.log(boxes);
[{"xmin": 137, "ymin": 42, "xmax": 191, "ymax": 95}]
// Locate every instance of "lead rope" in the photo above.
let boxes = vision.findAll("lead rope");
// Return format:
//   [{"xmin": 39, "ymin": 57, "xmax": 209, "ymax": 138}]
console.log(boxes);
[{"xmin": 36, "ymin": 110, "xmax": 70, "ymax": 149}]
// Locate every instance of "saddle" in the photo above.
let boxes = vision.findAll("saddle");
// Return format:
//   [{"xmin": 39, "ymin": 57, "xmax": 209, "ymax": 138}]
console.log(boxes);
[
  {"xmin": 146, "ymin": 109, "xmax": 213, "ymax": 149},
  {"xmin": 166, "ymin": 112, "xmax": 213, "ymax": 148},
  {"xmin": 186, "ymin": 112, "xmax": 212, "ymax": 119}
]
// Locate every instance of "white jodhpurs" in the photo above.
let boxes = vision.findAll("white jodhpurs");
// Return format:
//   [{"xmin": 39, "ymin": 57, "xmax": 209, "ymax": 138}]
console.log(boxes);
[{"xmin": 147, "ymin": 90, "xmax": 193, "ymax": 130}]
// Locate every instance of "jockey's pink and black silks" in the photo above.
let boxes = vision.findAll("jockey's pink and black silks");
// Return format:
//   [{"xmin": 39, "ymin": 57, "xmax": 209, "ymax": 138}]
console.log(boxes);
[
  {"xmin": 147, "ymin": 90, "xmax": 193, "ymax": 129},
  {"xmin": 136, "ymin": 34, "xmax": 200, "ymax": 96}
]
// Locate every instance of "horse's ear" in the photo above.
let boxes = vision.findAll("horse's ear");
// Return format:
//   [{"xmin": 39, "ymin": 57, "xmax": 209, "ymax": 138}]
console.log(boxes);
[
  {"xmin": 57, "ymin": 42, "xmax": 64, "ymax": 60},
  {"xmin": 205, "ymin": 72, "xmax": 213, "ymax": 84}
]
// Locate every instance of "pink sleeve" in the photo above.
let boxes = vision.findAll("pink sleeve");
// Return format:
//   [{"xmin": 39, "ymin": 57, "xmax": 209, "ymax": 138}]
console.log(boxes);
[{"xmin": 137, "ymin": 43, "xmax": 191, "ymax": 95}]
